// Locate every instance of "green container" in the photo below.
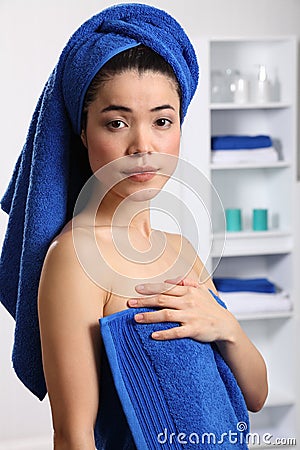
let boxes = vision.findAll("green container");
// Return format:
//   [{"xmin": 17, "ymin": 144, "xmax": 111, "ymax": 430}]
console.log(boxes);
[
  {"xmin": 225, "ymin": 208, "xmax": 242, "ymax": 232},
  {"xmin": 253, "ymin": 209, "xmax": 268, "ymax": 231}
]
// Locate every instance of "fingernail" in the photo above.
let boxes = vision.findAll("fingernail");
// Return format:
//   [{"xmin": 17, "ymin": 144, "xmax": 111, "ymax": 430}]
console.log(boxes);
[
  {"xmin": 128, "ymin": 299, "xmax": 138, "ymax": 306},
  {"xmin": 135, "ymin": 314, "xmax": 143, "ymax": 322},
  {"xmin": 152, "ymin": 332, "xmax": 160, "ymax": 339},
  {"xmin": 173, "ymin": 276, "xmax": 183, "ymax": 283},
  {"xmin": 136, "ymin": 284, "xmax": 145, "ymax": 291}
]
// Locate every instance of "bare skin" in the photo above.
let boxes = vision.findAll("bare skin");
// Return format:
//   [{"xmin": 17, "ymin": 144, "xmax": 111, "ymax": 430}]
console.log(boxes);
[{"xmin": 38, "ymin": 70, "xmax": 268, "ymax": 450}]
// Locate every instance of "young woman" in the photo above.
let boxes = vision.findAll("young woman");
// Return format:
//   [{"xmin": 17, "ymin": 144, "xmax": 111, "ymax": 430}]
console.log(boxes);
[{"xmin": 0, "ymin": 4, "xmax": 268, "ymax": 450}]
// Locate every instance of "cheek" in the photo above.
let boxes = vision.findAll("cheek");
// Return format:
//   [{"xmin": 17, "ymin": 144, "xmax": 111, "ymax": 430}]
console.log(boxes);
[
  {"xmin": 165, "ymin": 131, "xmax": 181, "ymax": 156},
  {"xmin": 87, "ymin": 135, "xmax": 119, "ymax": 173},
  {"xmin": 175, "ymin": 133, "xmax": 181, "ymax": 152}
]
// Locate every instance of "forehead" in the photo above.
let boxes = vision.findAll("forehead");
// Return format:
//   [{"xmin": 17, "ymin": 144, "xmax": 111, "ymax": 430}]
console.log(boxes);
[{"xmin": 94, "ymin": 71, "xmax": 180, "ymax": 107}]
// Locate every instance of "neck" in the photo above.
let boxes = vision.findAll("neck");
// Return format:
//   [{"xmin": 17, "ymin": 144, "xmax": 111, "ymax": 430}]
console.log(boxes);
[{"xmin": 77, "ymin": 179, "xmax": 153, "ymax": 238}]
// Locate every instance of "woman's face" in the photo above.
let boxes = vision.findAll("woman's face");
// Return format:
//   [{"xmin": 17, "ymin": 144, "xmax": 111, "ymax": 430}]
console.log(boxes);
[{"xmin": 81, "ymin": 70, "xmax": 181, "ymax": 201}]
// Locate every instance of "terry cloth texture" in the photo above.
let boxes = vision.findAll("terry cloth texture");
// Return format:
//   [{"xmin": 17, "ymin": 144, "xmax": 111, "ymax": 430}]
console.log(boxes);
[
  {"xmin": 0, "ymin": 3, "xmax": 199, "ymax": 400},
  {"xmin": 211, "ymin": 135, "xmax": 273, "ymax": 150},
  {"xmin": 99, "ymin": 293, "xmax": 250, "ymax": 450},
  {"xmin": 213, "ymin": 277, "xmax": 276, "ymax": 293}
]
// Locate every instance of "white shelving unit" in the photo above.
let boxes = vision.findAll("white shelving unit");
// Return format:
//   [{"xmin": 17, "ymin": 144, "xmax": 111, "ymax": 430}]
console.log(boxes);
[{"xmin": 181, "ymin": 36, "xmax": 298, "ymax": 447}]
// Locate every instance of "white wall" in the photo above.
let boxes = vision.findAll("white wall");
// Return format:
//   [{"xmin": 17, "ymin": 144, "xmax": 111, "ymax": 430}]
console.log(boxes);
[{"xmin": 1, "ymin": 0, "xmax": 299, "ymax": 447}]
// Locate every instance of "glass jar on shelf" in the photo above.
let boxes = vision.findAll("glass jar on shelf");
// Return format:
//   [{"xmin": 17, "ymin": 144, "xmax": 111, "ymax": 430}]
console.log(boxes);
[
  {"xmin": 210, "ymin": 69, "xmax": 224, "ymax": 103},
  {"xmin": 211, "ymin": 68, "xmax": 248, "ymax": 103}
]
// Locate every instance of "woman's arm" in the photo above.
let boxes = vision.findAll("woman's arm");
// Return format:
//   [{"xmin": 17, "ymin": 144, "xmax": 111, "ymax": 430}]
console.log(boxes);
[
  {"xmin": 38, "ymin": 231, "xmax": 105, "ymax": 450},
  {"xmin": 193, "ymin": 256, "xmax": 268, "ymax": 413},
  {"xmin": 214, "ymin": 311, "xmax": 268, "ymax": 413},
  {"xmin": 189, "ymin": 259, "xmax": 268, "ymax": 412}
]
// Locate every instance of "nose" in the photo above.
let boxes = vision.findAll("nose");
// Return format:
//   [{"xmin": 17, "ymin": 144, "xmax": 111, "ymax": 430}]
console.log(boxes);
[{"xmin": 127, "ymin": 126, "xmax": 153, "ymax": 156}]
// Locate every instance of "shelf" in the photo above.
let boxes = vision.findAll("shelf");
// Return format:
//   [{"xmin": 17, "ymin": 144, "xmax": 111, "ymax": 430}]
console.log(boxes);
[
  {"xmin": 265, "ymin": 391, "xmax": 295, "ymax": 408},
  {"xmin": 212, "ymin": 230, "xmax": 293, "ymax": 257},
  {"xmin": 210, "ymin": 161, "xmax": 290, "ymax": 170},
  {"xmin": 210, "ymin": 102, "xmax": 291, "ymax": 110},
  {"xmin": 188, "ymin": 37, "xmax": 298, "ymax": 445},
  {"xmin": 236, "ymin": 310, "xmax": 293, "ymax": 321}
]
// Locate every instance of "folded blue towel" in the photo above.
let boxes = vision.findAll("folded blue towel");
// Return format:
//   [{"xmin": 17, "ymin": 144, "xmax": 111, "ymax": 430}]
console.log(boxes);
[
  {"xmin": 0, "ymin": 4, "xmax": 199, "ymax": 400},
  {"xmin": 213, "ymin": 277, "xmax": 276, "ymax": 293},
  {"xmin": 211, "ymin": 135, "xmax": 273, "ymax": 150},
  {"xmin": 99, "ymin": 295, "xmax": 250, "ymax": 449}
]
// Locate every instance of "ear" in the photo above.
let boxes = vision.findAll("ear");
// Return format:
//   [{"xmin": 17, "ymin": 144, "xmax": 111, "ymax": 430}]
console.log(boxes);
[{"xmin": 81, "ymin": 129, "xmax": 88, "ymax": 148}]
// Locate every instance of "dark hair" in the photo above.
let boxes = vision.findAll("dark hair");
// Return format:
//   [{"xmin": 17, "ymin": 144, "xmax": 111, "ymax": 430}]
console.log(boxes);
[{"xmin": 81, "ymin": 45, "xmax": 182, "ymax": 130}]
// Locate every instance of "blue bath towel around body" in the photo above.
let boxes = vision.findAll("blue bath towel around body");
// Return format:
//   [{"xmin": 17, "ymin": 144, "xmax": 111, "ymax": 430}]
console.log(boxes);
[{"xmin": 99, "ymin": 297, "xmax": 250, "ymax": 449}]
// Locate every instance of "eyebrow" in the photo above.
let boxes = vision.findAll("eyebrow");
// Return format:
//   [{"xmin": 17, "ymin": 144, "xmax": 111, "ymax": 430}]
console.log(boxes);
[
  {"xmin": 100, "ymin": 104, "xmax": 176, "ymax": 113},
  {"xmin": 101, "ymin": 105, "xmax": 131, "ymax": 113},
  {"xmin": 151, "ymin": 104, "xmax": 175, "ymax": 112}
]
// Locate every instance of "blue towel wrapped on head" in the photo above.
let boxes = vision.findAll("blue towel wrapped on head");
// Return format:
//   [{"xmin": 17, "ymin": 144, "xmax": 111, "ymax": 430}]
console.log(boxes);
[
  {"xmin": 99, "ymin": 299, "xmax": 250, "ymax": 449},
  {"xmin": 0, "ymin": 4, "xmax": 199, "ymax": 400}
]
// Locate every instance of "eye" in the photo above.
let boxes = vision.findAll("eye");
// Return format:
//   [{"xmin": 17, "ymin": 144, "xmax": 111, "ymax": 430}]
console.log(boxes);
[
  {"xmin": 155, "ymin": 118, "xmax": 172, "ymax": 128},
  {"xmin": 107, "ymin": 120, "xmax": 127, "ymax": 129}
]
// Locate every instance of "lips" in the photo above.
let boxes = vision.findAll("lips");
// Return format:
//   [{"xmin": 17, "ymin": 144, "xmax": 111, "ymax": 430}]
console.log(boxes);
[
  {"xmin": 122, "ymin": 165, "xmax": 158, "ymax": 175},
  {"xmin": 122, "ymin": 166, "xmax": 159, "ymax": 182}
]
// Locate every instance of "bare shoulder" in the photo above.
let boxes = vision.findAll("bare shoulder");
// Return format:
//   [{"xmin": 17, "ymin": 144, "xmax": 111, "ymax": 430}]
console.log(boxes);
[
  {"xmin": 42, "ymin": 226, "xmax": 80, "ymax": 275},
  {"xmin": 39, "ymin": 225, "xmax": 107, "ymax": 310},
  {"xmin": 165, "ymin": 232, "xmax": 195, "ymax": 252},
  {"xmin": 165, "ymin": 232, "xmax": 218, "ymax": 294},
  {"xmin": 165, "ymin": 231, "xmax": 199, "ymax": 267},
  {"xmin": 43, "ymin": 221, "xmax": 98, "ymax": 276}
]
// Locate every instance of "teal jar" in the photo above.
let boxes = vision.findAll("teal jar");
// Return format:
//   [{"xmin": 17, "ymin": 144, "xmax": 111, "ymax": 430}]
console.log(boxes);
[
  {"xmin": 225, "ymin": 208, "xmax": 242, "ymax": 232},
  {"xmin": 252, "ymin": 209, "xmax": 268, "ymax": 231}
]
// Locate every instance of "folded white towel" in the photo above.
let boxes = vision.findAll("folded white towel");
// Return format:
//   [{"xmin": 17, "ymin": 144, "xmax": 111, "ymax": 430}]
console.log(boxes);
[
  {"xmin": 220, "ymin": 291, "xmax": 292, "ymax": 315},
  {"xmin": 211, "ymin": 147, "xmax": 278, "ymax": 164}
]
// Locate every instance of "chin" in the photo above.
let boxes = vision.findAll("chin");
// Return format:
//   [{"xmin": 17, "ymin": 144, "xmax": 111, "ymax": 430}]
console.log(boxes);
[
  {"xmin": 124, "ymin": 175, "xmax": 170, "ymax": 201},
  {"xmin": 127, "ymin": 187, "xmax": 161, "ymax": 202}
]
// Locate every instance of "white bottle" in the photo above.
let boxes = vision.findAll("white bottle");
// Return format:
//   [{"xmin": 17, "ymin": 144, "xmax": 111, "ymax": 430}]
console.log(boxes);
[{"xmin": 255, "ymin": 65, "xmax": 270, "ymax": 103}]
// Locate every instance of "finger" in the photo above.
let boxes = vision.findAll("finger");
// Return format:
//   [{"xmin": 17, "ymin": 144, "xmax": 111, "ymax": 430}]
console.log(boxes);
[
  {"xmin": 181, "ymin": 278, "xmax": 200, "ymax": 288},
  {"xmin": 151, "ymin": 324, "xmax": 191, "ymax": 340},
  {"xmin": 163, "ymin": 276, "xmax": 184, "ymax": 285},
  {"xmin": 164, "ymin": 277, "xmax": 199, "ymax": 288},
  {"xmin": 128, "ymin": 294, "xmax": 182, "ymax": 310},
  {"xmin": 135, "ymin": 282, "xmax": 187, "ymax": 296},
  {"xmin": 134, "ymin": 308, "xmax": 185, "ymax": 324}
]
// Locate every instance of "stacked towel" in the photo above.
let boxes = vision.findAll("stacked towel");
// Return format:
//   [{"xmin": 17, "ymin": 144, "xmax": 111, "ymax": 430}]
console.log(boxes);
[
  {"xmin": 211, "ymin": 135, "xmax": 278, "ymax": 164},
  {"xmin": 211, "ymin": 148, "xmax": 278, "ymax": 164},
  {"xmin": 212, "ymin": 135, "xmax": 273, "ymax": 150},
  {"xmin": 219, "ymin": 291, "xmax": 292, "ymax": 316},
  {"xmin": 213, "ymin": 277, "xmax": 291, "ymax": 315},
  {"xmin": 99, "ymin": 299, "xmax": 250, "ymax": 449},
  {"xmin": 213, "ymin": 277, "xmax": 276, "ymax": 293},
  {"xmin": 0, "ymin": 3, "xmax": 199, "ymax": 400}
]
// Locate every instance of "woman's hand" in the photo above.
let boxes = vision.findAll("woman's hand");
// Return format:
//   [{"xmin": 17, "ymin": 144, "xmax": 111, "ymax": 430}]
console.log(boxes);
[
  {"xmin": 128, "ymin": 276, "xmax": 269, "ymax": 412},
  {"xmin": 127, "ymin": 277, "xmax": 239, "ymax": 344}
]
